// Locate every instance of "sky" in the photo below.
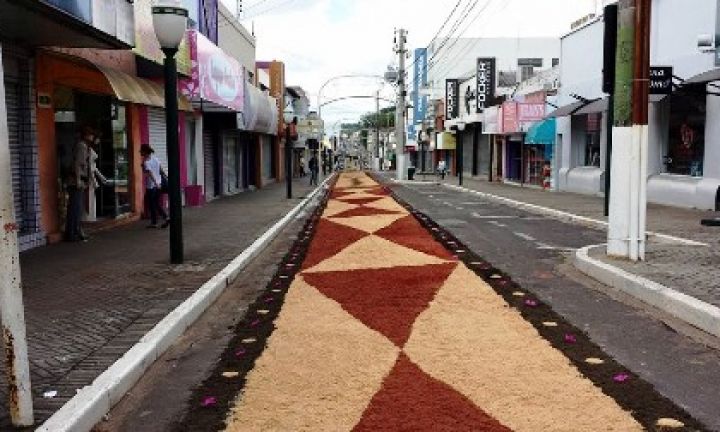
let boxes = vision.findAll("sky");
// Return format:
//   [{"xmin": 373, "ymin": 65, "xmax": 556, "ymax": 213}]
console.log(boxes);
[{"xmin": 220, "ymin": 0, "xmax": 602, "ymax": 133}]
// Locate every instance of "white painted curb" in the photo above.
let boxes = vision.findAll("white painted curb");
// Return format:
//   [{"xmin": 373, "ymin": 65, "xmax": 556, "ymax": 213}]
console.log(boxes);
[
  {"xmin": 37, "ymin": 176, "xmax": 335, "ymax": 432},
  {"xmin": 441, "ymin": 183, "xmax": 707, "ymax": 247},
  {"xmin": 575, "ymin": 244, "xmax": 720, "ymax": 339}
]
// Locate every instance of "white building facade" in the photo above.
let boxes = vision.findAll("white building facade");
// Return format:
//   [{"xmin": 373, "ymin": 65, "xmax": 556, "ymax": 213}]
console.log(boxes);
[{"xmin": 555, "ymin": 0, "xmax": 720, "ymax": 210}]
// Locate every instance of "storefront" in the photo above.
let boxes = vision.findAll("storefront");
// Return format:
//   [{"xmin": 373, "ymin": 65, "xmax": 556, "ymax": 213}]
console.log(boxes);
[
  {"xmin": 36, "ymin": 51, "xmax": 182, "ymax": 242},
  {"xmin": 181, "ymin": 30, "xmax": 246, "ymax": 200},
  {"xmin": 666, "ymin": 85, "xmax": 706, "ymax": 176},
  {"xmin": 524, "ymin": 118, "xmax": 556, "ymax": 188}
]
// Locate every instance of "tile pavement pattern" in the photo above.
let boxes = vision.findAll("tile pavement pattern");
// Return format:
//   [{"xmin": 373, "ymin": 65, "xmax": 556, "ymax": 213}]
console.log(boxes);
[{"xmin": 217, "ymin": 172, "xmax": 700, "ymax": 431}]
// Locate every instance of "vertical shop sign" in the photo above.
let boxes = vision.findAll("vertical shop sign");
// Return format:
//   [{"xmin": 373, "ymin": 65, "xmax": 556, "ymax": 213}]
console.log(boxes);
[
  {"xmin": 413, "ymin": 48, "xmax": 428, "ymax": 125},
  {"xmin": 476, "ymin": 57, "xmax": 496, "ymax": 113},
  {"xmin": 446, "ymin": 79, "xmax": 459, "ymax": 120}
]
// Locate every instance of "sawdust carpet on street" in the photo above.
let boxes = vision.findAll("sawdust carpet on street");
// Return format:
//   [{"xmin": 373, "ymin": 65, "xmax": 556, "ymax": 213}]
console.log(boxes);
[{"xmin": 181, "ymin": 172, "xmax": 708, "ymax": 432}]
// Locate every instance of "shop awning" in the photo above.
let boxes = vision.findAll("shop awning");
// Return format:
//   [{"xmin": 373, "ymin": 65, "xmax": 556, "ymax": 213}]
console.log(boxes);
[
  {"xmin": 525, "ymin": 118, "xmax": 556, "ymax": 145},
  {"xmin": 685, "ymin": 68, "xmax": 720, "ymax": 84},
  {"xmin": 575, "ymin": 98, "xmax": 607, "ymax": 115},
  {"xmin": 546, "ymin": 100, "xmax": 588, "ymax": 118},
  {"xmin": 95, "ymin": 65, "xmax": 192, "ymax": 111}
]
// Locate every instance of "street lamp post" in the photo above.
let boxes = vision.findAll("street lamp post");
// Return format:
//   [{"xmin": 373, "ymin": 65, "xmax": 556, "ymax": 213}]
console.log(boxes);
[
  {"xmin": 456, "ymin": 121, "xmax": 466, "ymax": 186},
  {"xmin": 153, "ymin": 3, "xmax": 188, "ymax": 264}
]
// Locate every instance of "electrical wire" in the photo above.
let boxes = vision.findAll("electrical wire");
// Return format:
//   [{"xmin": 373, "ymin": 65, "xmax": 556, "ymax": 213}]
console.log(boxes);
[{"xmin": 404, "ymin": 0, "xmax": 467, "ymax": 74}]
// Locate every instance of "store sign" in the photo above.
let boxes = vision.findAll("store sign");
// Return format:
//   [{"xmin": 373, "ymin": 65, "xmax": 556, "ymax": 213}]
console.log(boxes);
[
  {"xmin": 446, "ymin": 79, "xmax": 460, "ymax": 120},
  {"xmin": 133, "ymin": 0, "xmax": 191, "ymax": 75},
  {"xmin": 518, "ymin": 103, "xmax": 546, "ymax": 122},
  {"xmin": 476, "ymin": 57, "xmax": 496, "ymax": 113},
  {"xmin": 649, "ymin": 66, "xmax": 673, "ymax": 94},
  {"xmin": 188, "ymin": 31, "xmax": 244, "ymax": 111},
  {"xmin": 501, "ymin": 101, "xmax": 520, "ymax": 134},
  {"xmin": 482, "ymin": 106, "xmax": 499, "ymax": 135},
  {"xmin": 413, "ymin": 48, "xmax": 428, "ymax": 125}
]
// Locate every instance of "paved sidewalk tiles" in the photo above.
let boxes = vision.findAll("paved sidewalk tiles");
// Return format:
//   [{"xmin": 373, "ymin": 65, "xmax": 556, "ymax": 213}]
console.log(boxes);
[{"xmin": 178, "ymin": 172, "xmax": 707, "ymax": 431}]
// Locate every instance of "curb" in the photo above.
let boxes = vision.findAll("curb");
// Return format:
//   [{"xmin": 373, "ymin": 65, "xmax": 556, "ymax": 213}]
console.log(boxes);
[
  {"xmin": 37, "ymin": 176, "xmax": 335, "ymax": 432},
  {"xmin": 574, "ymin": 244, "xmax": 720, "ymax": 339},
  {"xmin": 441, "ymin": 183, "xmax": 707, "ymax": 247}
]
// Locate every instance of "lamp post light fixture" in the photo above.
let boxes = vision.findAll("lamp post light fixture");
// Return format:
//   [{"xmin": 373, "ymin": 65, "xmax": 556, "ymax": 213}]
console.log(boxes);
[
  {"xmin": 152, "ymin": 2, "xmax": 188, "ymax": 264},
  {"xmin": 456, "ymin": 120, "xmax": 466, "ymax": 186}
]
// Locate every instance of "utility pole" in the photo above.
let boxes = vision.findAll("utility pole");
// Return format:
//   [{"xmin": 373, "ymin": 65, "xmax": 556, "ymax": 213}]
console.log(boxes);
[
  {"xmin": 375, "ymin": 90, "xmax": 380, "ymax": 170},
  {"xmin": 607, "ymin": 0, "xmax": 651, "ymax": 261},
  {"xmin": 395, "ymin": 29, "xmax": 408, "ymax": 181},
  {"xmin": 0, "ymin": 49, "xmax": 34, "ymax": 427}
]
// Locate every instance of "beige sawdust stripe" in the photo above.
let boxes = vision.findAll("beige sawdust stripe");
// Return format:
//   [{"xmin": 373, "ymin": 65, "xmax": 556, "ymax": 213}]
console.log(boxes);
[
  {"xmin": 224, "ymin": 278, "xmax": 399, "ymax": 432},
  {"xmin": 404, "ymin": 264, "xmax": 643, "ymax": 432},
  {"xmin": 322, "ymin": 199, "xmax": 359, "ymax": 218},
  {"xmin": 363, "ymin": 196, "xmax": 409, "ymax": 213}
]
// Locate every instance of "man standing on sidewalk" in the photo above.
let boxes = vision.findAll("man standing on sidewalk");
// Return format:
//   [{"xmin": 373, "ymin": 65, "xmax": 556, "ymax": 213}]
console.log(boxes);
[
  {"xmin": 309, "ymin": 154, "xmax": 319, "ymax": 186},
  {"xmin": 65, "ymin": 126, "xmax": 93, "ymax": 242}
]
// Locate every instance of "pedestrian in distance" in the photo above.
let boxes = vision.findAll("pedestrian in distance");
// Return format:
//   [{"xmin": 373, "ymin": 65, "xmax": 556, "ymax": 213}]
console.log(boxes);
[
  {"xmin": 140, "ymin": 144, "xmax": 170, "ymax": 229},
  {"xmin": 64, "ymin": 125, "xmax": 94, "ymax": 242},
  {"xmin": 437, "ymin": 159, "xmax": 447, "ymax": 180},
  {"xmin": 299, "ymin": 156, "xmax": 306, "ymax": 177},
  {"xmin": 309, "ymin": 154, "xmax": 319, "ymax": 186}
]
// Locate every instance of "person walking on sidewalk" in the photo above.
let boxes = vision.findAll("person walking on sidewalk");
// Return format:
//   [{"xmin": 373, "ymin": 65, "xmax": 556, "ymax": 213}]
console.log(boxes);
[
  {"xmin": 309, "ymin": 154, "xmax": 319, "ymax": 186},
  {"xmin": 64, "ymin": 126, "xmax": 94, "ymax": 242},
  {"xmin": 437, "ymin": 159, "xmax": 447, "ymax": 180},
  {"xmin": 141, "ymin": 144, "xmax": 169, "ymax": 229}
]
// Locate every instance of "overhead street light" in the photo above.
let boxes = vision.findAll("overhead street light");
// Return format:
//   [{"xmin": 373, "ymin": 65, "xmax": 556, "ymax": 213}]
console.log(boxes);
[{"xmin": 153, "ymin": 2, "xmax": 188, "ymax": 264}]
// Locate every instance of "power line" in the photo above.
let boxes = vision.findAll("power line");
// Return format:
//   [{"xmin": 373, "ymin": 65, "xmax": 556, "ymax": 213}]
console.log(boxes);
[
  {"xmin": 404, "ymin": 0, "xmax": 467, "ymax": 74},
  {"xmin": 431, "ymin": 0, "xmax": 505, "ymax": 79},
  {"xmin": 426, "ymin": 0, "xmax": 481, "ymax": 67}
]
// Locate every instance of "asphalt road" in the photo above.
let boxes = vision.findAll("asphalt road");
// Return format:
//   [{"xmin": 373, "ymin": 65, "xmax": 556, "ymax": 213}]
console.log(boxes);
[{"xmin": 389, "ymin": 181, "xmax": 720, "ymax": 431}]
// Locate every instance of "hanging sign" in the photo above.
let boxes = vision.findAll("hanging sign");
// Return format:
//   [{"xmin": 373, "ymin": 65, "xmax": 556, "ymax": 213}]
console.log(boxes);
[
  {"xmin": 476, "ymin": 57, "xmax": 496, "ymax": 113},
  {"xmin": 649, "ymin": 66, "xmax": 673, "ymax": 95},
  {"xmin": 446, "ymin": 79, "xmax": 460, "ymax": 120}
]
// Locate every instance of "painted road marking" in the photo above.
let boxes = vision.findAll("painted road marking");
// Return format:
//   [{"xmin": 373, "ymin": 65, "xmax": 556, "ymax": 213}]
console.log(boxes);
[
  {"xmin": 488, "ymin": 221, "xmax": 507, "ymax": 228},
  {"xmin": 471, "ymin": 213, "xmax": 518, "ymax": 219},
  {"xmin": 514, "ymin": 232, "xmax": 537, "ymax": 241},
  {"xmin": 536, "ymin": 242, "xmax": 576, "ymax": 252}
]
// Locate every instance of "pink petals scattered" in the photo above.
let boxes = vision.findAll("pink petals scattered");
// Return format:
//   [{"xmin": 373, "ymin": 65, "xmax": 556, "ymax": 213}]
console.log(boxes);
[
  {"xmin": 613, "ymin": 373, "xmax": 631, "ymax": 383},
  {"xmin": 563, "ymin": 333, "xmax": 577, "ymax": 344},
  {"xmin": 524, "ymin": 299, "xmax": 539, "ymax": 307},
  {"xmin": 235, "ymin": 348, "xmax": 246, "ymax": 358},
  {"xmin": 250, "ymin": 319, "xmax": 261, "ymax": 327},
  {"xmin": 201, "ymin": 396, "xmax": 217, "ymax": 407}
]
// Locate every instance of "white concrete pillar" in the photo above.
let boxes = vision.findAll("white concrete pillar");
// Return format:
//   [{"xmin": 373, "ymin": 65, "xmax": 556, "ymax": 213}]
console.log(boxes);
[
  {"xmin": 0, "ymin": 44, "xmax": 34, "ymax": 427},
  {"xmin": 703, "ymin": 86, "xmax": 720, "ymax": 179},
  {"xmin": 608, "ymin": 125, "xmax": 648, "ymax": 261}
]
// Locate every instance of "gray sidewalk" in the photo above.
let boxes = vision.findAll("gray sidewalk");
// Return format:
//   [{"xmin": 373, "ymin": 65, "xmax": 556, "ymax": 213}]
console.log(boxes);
[
  {"xmin": 0, "ymin": 177, "xmax": 320, "ymax": 429},
  {"xmin": 397, "ymin": 172, "xmax": 720, "ymax": 310}
]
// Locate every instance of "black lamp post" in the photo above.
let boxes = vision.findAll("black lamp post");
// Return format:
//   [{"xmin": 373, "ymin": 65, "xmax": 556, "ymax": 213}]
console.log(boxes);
[
  {"xmin": 457, "ymin": 120, "xmax": 466, "ymax": 186},
  {"xmin": 153, "ymin": 3, "xmax": 188, "ymax": 264}
]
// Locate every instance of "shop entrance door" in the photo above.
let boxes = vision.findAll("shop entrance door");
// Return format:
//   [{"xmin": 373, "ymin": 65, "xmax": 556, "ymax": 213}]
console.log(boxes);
[{"xmin": 55, "ymin": 91, "xmax": 130, "ymax": 221}]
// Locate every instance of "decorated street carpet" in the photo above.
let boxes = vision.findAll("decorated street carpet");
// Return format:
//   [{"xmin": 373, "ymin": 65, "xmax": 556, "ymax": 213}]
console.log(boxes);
[{"xmin": 178, "ymin": 172, "xmax": 707, "ymax": 431}]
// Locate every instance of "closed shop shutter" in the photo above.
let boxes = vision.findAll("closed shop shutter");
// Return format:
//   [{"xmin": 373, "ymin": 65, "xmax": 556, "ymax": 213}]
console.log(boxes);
[
  {"xmin": 261, "ymin": 135, "xmax": 272, "ymax": 179},
  {"xmin": 203, "ymin": 131, "xmax": 215, "ymax": 199},
  {"xmin": 463, "ymin": 129, "xmax": 474, "ymax": 175},
  {"xmin": 148, "ymin": 107, "xmax": 168, "ymax": 170},
  {"xmin": 478, "ymin": 134, "xmax": 491, "ymax": 177},
  {"xmin": 5, "ymin": 80, "xmax": 23, "ymax": 228},
  {"xmin": 223, "ymin": 134, "xmax": 239, "ymax": 194}
]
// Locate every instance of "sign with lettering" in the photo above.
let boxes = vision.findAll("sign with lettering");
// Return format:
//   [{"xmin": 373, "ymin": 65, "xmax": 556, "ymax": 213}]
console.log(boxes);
[
  {"xmin": 649, "ymin": 66, "xmax": 673, "ymax": 95},
  {"xmin": 476, "ymin": 58, "xmax": 496, "ymax": 113},
  {"xmin": 413, "ymin": 48, "xmax": 428, "ymax": 125},
  {"xmin": 446, "ymin": 79, "xmax": 460, "ymax": 120}
]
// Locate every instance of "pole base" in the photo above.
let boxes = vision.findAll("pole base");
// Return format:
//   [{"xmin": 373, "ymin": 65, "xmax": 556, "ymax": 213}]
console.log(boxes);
[{"xmin": 701, "ymin": 218, "xmax": 720, "ymax": 227}]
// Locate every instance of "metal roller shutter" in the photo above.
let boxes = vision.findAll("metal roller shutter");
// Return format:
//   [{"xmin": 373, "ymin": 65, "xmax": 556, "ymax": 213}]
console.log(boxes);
[
  {"xmin": 262, "ymin": 135, "xmax": 272, "ymax": 179},
  {"xmin": 148, "ymin": 107, "xmax": 168, "ymax": 170},
  {"xmin": 203, "ymin": 131, "xmax": 215, "ymax": 200},
  {"xmin": 5, "ymin": 80, "xmax": 22, "ymax": 228}
]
